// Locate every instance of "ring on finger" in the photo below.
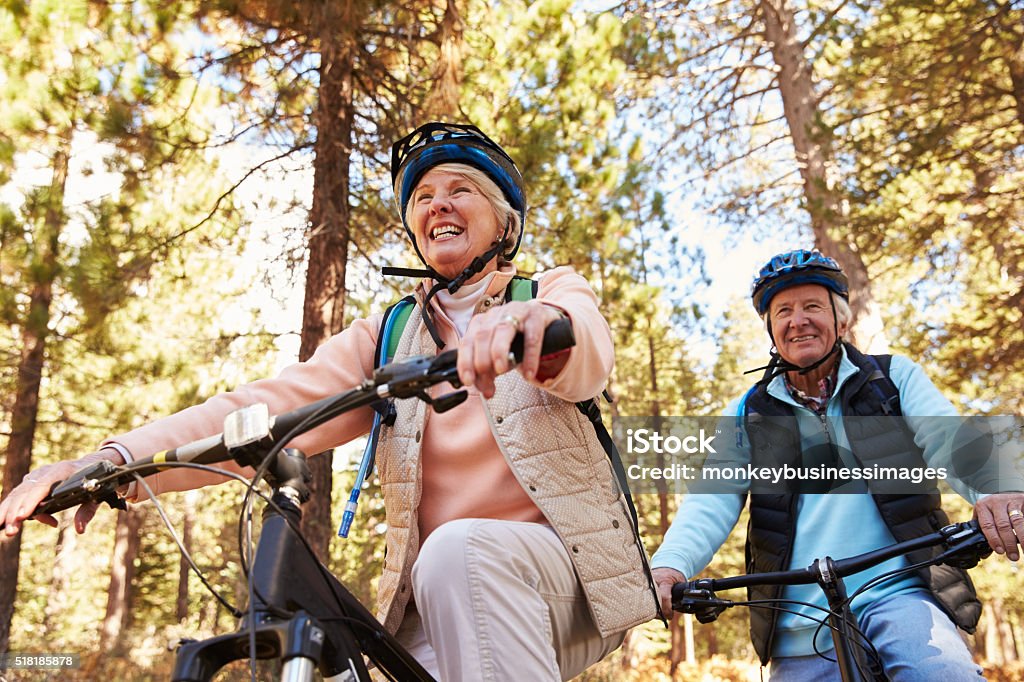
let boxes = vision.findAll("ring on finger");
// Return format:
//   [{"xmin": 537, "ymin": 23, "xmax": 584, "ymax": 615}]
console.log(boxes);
[
  {"xmin": 501, "ymin": 314, "xmax": 522, "ymax": 332},
  {"xmin": 1010, "ymin": 509, "xmax": 1023, "ymax": 520}
]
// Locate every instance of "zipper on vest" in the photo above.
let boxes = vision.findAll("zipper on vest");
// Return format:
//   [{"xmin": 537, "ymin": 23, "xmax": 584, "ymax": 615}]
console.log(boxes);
[
  {"xmin": 817, "ymin": 412, "xmax": 835, "ymax": 449},
  {"xmin": 763, "ymin": 494, "xmax": 799, "ymax": 665}
]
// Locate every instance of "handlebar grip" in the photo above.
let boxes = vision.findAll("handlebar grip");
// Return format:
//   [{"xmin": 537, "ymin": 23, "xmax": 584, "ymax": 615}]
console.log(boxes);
[
  {"xmin": 671, "ymin": 580, "xmax": 727, "ymax": 623},
  {"xmin": 508, "ymin": 317, "xmax": 575, "ymax": 363},
  {"xmin": 670, "ymin": 580, "xmax": 707, "ymax": 605},
  {"xmin": 23, "ymin": 460, "xmax": 126, "ymax": 523},
  {"xmin": 671, "ymin": 581, "xmax": 687, "ymax": 604}
]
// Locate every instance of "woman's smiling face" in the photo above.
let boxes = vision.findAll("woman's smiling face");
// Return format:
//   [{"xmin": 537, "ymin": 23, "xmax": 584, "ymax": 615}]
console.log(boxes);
[{"xmin": 409, "ymin": 166, "xmax": 502, "ymax": 281}]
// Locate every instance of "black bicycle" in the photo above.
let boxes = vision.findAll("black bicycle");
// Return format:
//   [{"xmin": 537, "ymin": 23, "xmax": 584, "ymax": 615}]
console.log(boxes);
[
  {"xmin": 671, "ymin": 519, "xmax": 992, "ymax": 682},
  {"xmin": 9, "ymin": 318, "xmax": 576, "ymax": 681}
]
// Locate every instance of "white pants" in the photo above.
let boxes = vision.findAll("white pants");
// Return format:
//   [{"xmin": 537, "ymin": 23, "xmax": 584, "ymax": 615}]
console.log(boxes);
[{"xmin": 394, "ymin": 519, "xmax": 624, "ymax": 681}]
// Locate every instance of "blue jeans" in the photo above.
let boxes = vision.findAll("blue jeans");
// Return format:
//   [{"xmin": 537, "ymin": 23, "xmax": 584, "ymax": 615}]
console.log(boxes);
[{"xmin": 769, "ymin": 591, "xmax": 984, "ymax": 681}]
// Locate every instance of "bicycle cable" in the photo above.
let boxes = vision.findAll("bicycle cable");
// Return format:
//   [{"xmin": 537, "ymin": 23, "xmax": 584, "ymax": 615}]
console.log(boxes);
[
  {"xmin": 233, "ymin": 388, "xmax": 387, "ymax": 681},
  {"xmin": 805, "ymin": 552, "xmax": 958, "ymax": 678},
  {"xmin": 819, "ymin": 551, "xmax": 952, "ymax": 641},
  {"xmin": 807, "ymin": 607, "xmax": 880, "ymax": 679},
  {"xmin": 733, "ymin": 597, "xmax": 881, "ymax": 673},
  {"xmin": 55, "ymin": 459, "xmax": 261, "ymax": 618},
  {"xmin": 130, "ymin": 463, "xmax": 257, "ymax": 619}
]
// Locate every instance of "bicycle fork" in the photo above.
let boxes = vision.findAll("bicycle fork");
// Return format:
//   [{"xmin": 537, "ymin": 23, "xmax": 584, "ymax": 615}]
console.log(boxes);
[
  {"xmin": 814, "ymin": 557, "xmax": 887, "ymax": 682},
  {"xmin": 171, "ymin": 608, "xmax": 370, "ymax": 682}
]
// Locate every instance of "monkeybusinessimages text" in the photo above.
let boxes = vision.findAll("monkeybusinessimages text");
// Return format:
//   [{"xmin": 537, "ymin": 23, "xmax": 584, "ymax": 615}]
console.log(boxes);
[{"xmin": 623, "ymin": 427, "xmax": 948, "ymax": 486}]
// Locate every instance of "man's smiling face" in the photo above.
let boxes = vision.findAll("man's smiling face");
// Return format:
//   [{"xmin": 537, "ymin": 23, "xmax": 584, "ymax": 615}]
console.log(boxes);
[{"xmin": 768, "ymin": 283, "xmax": 846, "ymax": 368}]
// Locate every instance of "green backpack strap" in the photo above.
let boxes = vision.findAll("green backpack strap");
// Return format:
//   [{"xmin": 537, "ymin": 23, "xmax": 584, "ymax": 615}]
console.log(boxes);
[
  {"xmin": 505, "ymin": 275, "xmax": 538, "ymax": 302},
  {"xmin": 339, "ymin": 295, "xmax": 414, "ymax": 538},
  {"xmin": 369, "ymin": 295, "xmax": 415, "ymax": 430},
  {"xmin": 381, "ymin": 296, "xmax": 416, "ymax": 366}
]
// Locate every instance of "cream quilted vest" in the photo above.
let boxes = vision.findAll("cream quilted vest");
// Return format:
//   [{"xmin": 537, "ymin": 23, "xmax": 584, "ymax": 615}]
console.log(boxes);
[{"xmin": 374, "ymin": 305, "xmax": 658, "ymax": 638}]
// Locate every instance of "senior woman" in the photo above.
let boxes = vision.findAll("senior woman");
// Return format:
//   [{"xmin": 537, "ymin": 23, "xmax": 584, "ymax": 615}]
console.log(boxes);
[{"xmin": 0, "ymin": 122, "xmax": 659, "ymax": 681}]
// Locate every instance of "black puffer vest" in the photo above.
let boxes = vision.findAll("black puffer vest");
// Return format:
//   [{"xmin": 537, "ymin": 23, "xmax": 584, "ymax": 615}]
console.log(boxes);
[{"xmin": 742, "ymin": 343, "xmax": 981, "ymax": 665}]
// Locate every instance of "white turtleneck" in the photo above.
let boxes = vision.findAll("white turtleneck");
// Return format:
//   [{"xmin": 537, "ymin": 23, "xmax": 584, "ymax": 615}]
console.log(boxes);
[{"xmin": 433, "ymin": 270, "xmax": 500, "ymax": 336}]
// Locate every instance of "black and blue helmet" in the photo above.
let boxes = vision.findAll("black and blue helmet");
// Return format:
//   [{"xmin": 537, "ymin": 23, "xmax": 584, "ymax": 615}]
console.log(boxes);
[
  {"xmin": 751, "ymin": 249, "xmax": 849, "ymax": 314},
  {"xmin": 390, "ymin": 122, "xmax": 527, "ymax": 263}
]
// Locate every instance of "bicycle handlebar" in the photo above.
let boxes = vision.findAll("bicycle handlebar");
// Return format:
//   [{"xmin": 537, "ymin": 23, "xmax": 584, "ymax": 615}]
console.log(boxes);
[
  {"xmin": 14, "ymin": 317, "xmax": 576, "ymax": 528},
  {"xmin": 672, "ymin": 519, "xmax": 991, "ymax": 621}
]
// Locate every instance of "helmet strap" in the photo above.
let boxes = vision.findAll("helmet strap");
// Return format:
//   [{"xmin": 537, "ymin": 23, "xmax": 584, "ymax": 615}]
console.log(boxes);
[{"xmin": 382, "ymin": 218, "xmax": 512, "ymax": 349}]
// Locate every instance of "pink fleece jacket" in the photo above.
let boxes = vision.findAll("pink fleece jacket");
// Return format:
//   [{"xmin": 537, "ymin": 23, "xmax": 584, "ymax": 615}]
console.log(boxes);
[{"xmin": 105, "ymin": 265, "xmax": 613, "ymax": 542}]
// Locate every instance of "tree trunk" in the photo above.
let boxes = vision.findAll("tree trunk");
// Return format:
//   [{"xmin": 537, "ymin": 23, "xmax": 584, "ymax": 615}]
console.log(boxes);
[
  {"xmin": 647, "ymin": 334, "xmax": 670, "ymax": 536},
  {"xmin": 997, "ymin": 598, "xmax": 1017, "ymax": 663},
  {"xmin": 683, "ymin": 610, "xmax": 695, "ymax": 664},
  {"xmin": 1011, "ymin": 610, "xmax": 1021, "ymax": 662},
  {"xmin": 636, "ymin": 222, "xmax": 694, "ymax": 671},
  {"xmin": 759, "ymin": 0, "xmax": 886, "ymax": 351},
  {"xmin": 703, "ymin": 619, "xmax": 718, "ymax": 656},
  {"xmin": 647, "ymin": 331, "xmax": 694, "ymax": 670},
  {"xmin": 42, "ymin": 515, "xmax": 78, "ymax": 636},
  {"xmin": 297, "ymin": 3, "xmax": 356, "ymax": 562},
  {"xmin": 1007, "ymin": 24, "xmax": 1024, "ymax": 131},
  {"xmin": 0, "ymin": 136, "xmax": 70, "ymax": 652},
  {"xmin": 99, "ymin": 507, "xmax": 144, "ymax": 652},
  {"xmin": 669, "ymin": 611, "xmax": 685, "ymax": 674},
  {"xmin": 176, "ymin": 493, "xmax": 197, "ymax": 623},
  {"xmin": 424, "ymin": 0, "xmax": 464, "ymax": 118}
]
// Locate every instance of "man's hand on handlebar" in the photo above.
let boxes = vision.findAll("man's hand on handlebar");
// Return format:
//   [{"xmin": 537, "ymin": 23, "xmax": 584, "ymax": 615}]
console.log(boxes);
[
  {"xmin": 652, "ymin": 566, "xmax": 688, "ymax": 617},
  {"xmin": 457, "ymin": 301, "xmax": 569, "ymax": 398},
  {"xmin": 0, "ymin": 449, "xmax": 125, "ymax": 537},
  {"xmin": 973, "ymin": 492, "xmax": 1024, "ymax": 562}
]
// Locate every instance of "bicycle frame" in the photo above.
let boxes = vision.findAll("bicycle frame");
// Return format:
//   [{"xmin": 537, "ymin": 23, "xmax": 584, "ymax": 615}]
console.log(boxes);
[
  {"xmin": 674, "ymin": 520, "xmax": 990, "ymax": 682},
  {"xmin": 171, "ymin": 484, "xmax": 434, "ymax": 681}
]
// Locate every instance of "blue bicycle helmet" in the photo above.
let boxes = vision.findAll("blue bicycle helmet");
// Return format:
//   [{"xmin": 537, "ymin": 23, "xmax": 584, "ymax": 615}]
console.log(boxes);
[
  {"xmin": 751, "ymin": 249, "xmax": 849, "ymax": 315},
  {"xmin": 391, "ymin": 122, "xmax": 527, "ymax": 264}
]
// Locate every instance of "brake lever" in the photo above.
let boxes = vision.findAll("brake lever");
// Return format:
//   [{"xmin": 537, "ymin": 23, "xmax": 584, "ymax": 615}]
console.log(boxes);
[
  {"xmin": 34, "ymin": 460, "xmax": 127, "ymax": 518},
  {"xmin": 938, "ymin": 521, "xmax": 992, "ymax": 569},
  {"xmin": 372, "ymin": 354, "xmax": 453, "ymax": 400},
  {"xmin": 673, "ymin": 581, "xmax": 731, "ymax": 624}
]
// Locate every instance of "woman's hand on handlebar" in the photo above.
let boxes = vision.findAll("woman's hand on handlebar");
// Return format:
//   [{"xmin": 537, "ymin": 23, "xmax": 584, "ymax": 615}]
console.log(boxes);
[
  {"xmin": 652, "ymin": 566, "xmax": 688, "ymax": 617},
  {"xmin": 457, "ymin": 301, "xmax": 568, "ymax": 398},
  {"xmin": 0, "ymin": 449, "xmax": 124, "ymax": 537}
]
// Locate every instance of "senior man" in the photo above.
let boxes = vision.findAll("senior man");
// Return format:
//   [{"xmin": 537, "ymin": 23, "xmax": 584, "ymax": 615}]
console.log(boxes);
[{"xmin": 651, "ymin": 249, "xmax": 1022, "ymax": 680}]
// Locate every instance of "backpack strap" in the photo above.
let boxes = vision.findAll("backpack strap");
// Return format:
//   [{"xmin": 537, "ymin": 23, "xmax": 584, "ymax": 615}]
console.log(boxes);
[
  {"xmin": 373, "ymin": 295, "xmax": 416, "ymax": 425},
  {"xmin": 576, "ymin": 397, "xmax": 639, "ymax": 516},
  {"xmin": 863, "ymin": 353, "xmax": 902, "ymax": 416},
  {"xmin": 505, "ymin": 275, "xmax": 538, "ymax": 302},
  {"xmin": 737, "ymin": 384, "xmax": 759, "ymax": 448},
  {"xmin": 338, "ymin": 296, "xmax": 414, "ymax": 538},
  {"xmin": 378, "ymin": 296, "xmax": 417, "ymax": 367}
]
